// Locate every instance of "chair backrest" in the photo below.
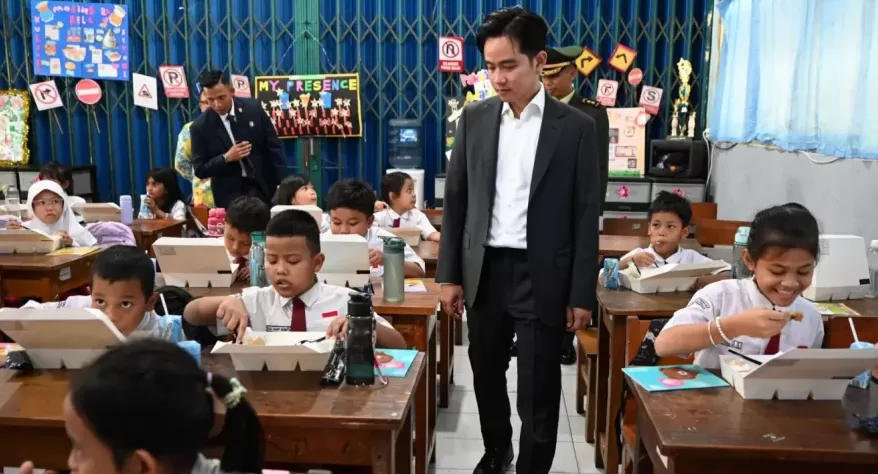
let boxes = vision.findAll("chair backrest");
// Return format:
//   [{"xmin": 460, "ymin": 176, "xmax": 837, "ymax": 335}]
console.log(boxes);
[
  {"xmin": 603, "ymin": 218, "xmax": 649, "ymax": 237},
  {"xmin": 694, "ymin": 218, "xmax": 750, "ymax": 247},
  {"xmin": 690, "ymin": 202, "xmax": 718, "ymax": 223}
]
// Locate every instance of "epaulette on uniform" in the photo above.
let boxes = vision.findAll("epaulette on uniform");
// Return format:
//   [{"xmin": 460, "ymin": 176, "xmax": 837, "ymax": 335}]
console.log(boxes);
[{"xmin": 582, "ymin": 97, "xmax": 602, "ymax": 108}]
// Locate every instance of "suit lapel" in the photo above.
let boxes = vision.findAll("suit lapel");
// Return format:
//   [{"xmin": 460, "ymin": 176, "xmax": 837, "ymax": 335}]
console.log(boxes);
[
  {"xmin": 530, "ymin": 94, "xmax": 566, "ymax": 200},
  {"xmin": 482, "ymin": 99, "xmax": 503, "ymax": 214}
]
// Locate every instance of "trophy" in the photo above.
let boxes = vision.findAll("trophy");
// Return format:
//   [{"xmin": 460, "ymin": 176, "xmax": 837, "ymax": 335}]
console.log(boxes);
[{"xmin": 670, "ymin": 58, "xmax": 693, "ymax": 138}]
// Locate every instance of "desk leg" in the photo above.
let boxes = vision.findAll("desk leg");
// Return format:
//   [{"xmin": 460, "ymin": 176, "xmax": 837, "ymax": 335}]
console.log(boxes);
[
  {"xmin": 415, "ymin": 348, "xmax": 429, "ymax": 474},
  {"xmin": 395, "ymin": 406, "xmax": 414, "ymax": 474},
  {"xmin": 593, "ymin": 305, "xmax": 609, "ymax": 470},
  {"xmin": 372, "ymin": 430, "xmax": 396, "ymax": 474},
  {"xmin": 439, "ymin": 308, "xmax": 450, "ymax": 408},
  {"xmin": 428, "ymin": 319, "xmax": 438, "ymax": 464},
  {"xmin": 603, "ymin": 315, "xmax": 626, "ymax": 474},
  {"xmin": 454, "ymin": 316, "xmax": 463, "ymax": 345}
]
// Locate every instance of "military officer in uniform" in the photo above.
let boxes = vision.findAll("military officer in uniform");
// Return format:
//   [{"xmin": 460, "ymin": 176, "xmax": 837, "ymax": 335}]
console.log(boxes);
[{"xmin": 510, "ymin": 45, "xmax": 610, "ymax": 365}]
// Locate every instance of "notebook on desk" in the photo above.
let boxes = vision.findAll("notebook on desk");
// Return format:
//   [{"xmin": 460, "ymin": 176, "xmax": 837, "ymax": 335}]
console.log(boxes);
[{"xmin": 623, "ymin": 364, "xmax": 730, "ymax": 392}]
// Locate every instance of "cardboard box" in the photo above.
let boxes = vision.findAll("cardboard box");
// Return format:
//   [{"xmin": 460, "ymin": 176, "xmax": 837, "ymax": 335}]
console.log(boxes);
[
  {"xmin": 72, "ymin": 202, "xmax": 121, "ymax": 222},
  {"xmin": 382, "ymin": 227, "xmax": 420, "ymax": 247},
  {"xmin": 0, "ymin": 228, "xmax": 61, "ymax": 254},
  {"xmin": 719, "ymin": 348, "xmax": 878, "ymax": 400},
  {"xmin": 803, "ymin": 235, "xmax": 870, "ymax": 301},
  {"xmin": 619, "ymin": 261, "xmax": 728, "ymax": 293},
  {"xmin": 0, "ymin": 307, "xmax": 125, "ymax": 369},
  {"xmin": 270, "ymin": 205, "xmax": 323, "ymax": 227},
  {"xmin": 318, "ymin": 234, "xmax": 370, "ymax": 287},
  {"xmin": 211, "ymin": 329, "xmax": 334, "ymax": 371},
  {"xmin": 153, "ymin": 237, "xmax": 237, "ymax": 287}
]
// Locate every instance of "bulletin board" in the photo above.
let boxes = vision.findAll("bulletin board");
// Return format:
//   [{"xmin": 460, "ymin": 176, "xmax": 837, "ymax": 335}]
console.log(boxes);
[
  {"xmin": 607, "ymin": 107, "xmax": 647, "ymax": 177},
  {"xmin": 254, "ymin": 73, "xmax": 363, "ymax": 138},
  {"xmin": 30, "ymin": 0, "xmax": 130, "ymax": 81}
]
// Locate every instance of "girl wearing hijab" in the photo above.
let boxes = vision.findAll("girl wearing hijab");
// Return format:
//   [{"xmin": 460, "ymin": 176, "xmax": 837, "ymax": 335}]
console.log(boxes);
[{"xmin": 8, "ymin": 180, "xmax": 97, "ymax": 247}]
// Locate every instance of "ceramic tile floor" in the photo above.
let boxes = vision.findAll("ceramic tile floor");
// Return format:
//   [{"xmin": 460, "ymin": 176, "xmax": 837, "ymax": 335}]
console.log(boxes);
[{"xmin": 432, "ymin": 324, "xmax": 600, "ymax": 474}]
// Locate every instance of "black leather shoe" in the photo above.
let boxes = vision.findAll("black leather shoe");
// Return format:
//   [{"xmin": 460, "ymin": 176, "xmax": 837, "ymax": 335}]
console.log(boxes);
[
  {"xmin": 473, "ymin": 444, "xmax": 514, "ymax": 474},
  {"xmin": 510, "ymin": 342, "xmax": 518, "ymax": 357},
  {"xmin": 560, "ymin": 345, "xmax": 576, "ymax": 365}
]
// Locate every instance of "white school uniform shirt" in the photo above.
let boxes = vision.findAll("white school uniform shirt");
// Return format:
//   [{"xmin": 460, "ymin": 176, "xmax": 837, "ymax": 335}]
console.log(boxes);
[
  {"xmin": 138, "ymin": 199, "xmax": 186, "ymax": 221},
  {"xmin": 240, "ymin": 281, "xmax": 392, "ymax": 332},
  {"xmin": 661, "ymin": 278, "xmax": 824, "ymax": 369},
  {"xmin": 621, "ymin": 246, "xmax": 730, "ymax": 272},
  {"xmin": 320, "ymin": 212, "xmax": 330, "ymax": 233},
  {"xmin": 364, "ymin": 226, "xmax": 425, "ymax": 272},
  {"xmin": 373, "ymin": 208, "xmax": 437, "ymax": 240},
  {"xmin": 23, "ymin": 180, "xmax": 97, "ymax": 247}
]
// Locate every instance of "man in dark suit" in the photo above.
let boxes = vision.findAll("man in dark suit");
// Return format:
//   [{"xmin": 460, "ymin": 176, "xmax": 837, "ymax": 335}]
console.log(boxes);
[
  {"xmin": 191, "ymin": 71, "xmax": 284, "ymax": 208},
  {"xmin": 437, "ymin": 7, "xmax": 601, "ymax": 474}
]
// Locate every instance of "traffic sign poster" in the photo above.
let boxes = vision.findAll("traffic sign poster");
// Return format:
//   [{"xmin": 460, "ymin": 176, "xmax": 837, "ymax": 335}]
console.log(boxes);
[
  {"xmin": 596, "ymin": 79, "xmax": 619, "ymax": 107},
  {"xmin": 132, "ymin": 73, "xmax": 158, "ymax": 110},
  {"xmin": 575, "ymin": 47, "xmax": 601, "ymax": 76},
  {"xmin": 231, "ymin": 74, "xmax": 251, "ymax": 98},
  {"xmin": 639, "ymin": 86, "xmax": 663, "ymax": 115},
  {"xmin": 608, "ymin": 44, "xmax": 637, "ymax": 73},
  {"xmin": 74, "ymin": 78, "xmax": 102, "ymax": 105},
  {"xmin": 159, "ymin": 65, "xmax": 189, "ymax": 99},
  {"xmin": 439, "ymin": 36, "xmax": 464, "ymax": 73},
  {"xmin": 28, "ymin": 79, "xmax": 64, "ymax": 111}
]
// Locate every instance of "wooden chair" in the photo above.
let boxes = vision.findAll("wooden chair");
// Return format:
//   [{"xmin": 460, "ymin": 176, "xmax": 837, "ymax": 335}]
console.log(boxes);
[
  {"xmin": 693, "ymin": 218, "xmax": 750, "ymax": 247},
  {"xmin": 689, "ymin": 202, "xmax": 718, "ymax": 237},
  {"xmin": 621, "ymin": 316, "xmax": 693, "ymax": 474},
  {"xmin": 190, "ymin": 205, "xmax": 209, "ymax": 227},
  {"xmin": 574, "ymin": 327, "xmax": 599, "ymax": 442},
  {"xmin": 602, "ymin": 218, "xmax": 649, "ymax": 237}
]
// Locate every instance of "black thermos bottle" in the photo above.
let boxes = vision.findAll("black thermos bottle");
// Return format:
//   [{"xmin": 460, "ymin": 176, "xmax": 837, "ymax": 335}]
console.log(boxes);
[{"xmin": 344, "ymin": 292, "xmax": 375, "ymax": 386}]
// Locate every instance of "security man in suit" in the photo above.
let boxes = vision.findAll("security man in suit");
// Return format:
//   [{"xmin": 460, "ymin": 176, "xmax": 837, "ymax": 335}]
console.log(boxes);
[{"xmin": 510, "ymin": 46, "xmax": 610, "ymax": 365}]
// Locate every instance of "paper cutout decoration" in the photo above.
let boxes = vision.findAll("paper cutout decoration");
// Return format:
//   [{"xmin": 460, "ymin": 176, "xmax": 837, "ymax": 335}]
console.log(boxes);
[
  {"xmin": 609, "ymin": 44, "xmax": 638, "ymax": 73},
  {"xmin": 0, "ymin": 90, "xmax": 31, "ymax": 165},
  {"xmin": 639, "ymin": 86, "xmax": 663, "ymax": 115},
  {"xmin": 28, "ymin": 80, "xmax": 64, "ymax": 111},
  {"xmin": 596, "ymin": 79, "xmax": 619, "ymax": 107},
  {"xmin": 575, "ymin": 47, "xmax": 601, "ymax": 76},
  {"xmin": 132, "ymin": 73, "xmax": 158, "ymax": 110},
  {"xmin": 255, "ymin": 73, "xmax": 362, "ymax": 138},
  {"xmin": 230, "ymin": 74, "xmax": 251, "ymax": 98},
  {"xmin": 438, "ymin": 36, "xmax": 464, "ymax": 73},
  {"xmin": 159, "ymin": 65, "xmax": 189, "ymax": 99},
  {"xmin": 74, "ymin": 79, "xmax": 101, "ymax": 105},
  {"xmin": 628, "ymin": 68, "xmax": 643, "ymax": 86}
]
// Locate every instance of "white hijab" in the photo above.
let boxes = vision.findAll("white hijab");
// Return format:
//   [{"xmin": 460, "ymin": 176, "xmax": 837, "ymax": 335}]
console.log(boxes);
[{"xmin": 23, "ymin": 180, "xmax": 97, "ymax": 246}]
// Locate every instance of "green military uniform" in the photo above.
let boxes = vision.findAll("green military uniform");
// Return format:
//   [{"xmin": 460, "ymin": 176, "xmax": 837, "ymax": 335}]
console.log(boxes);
[{"xmin": 542, "ymin": 46, "xmax": 610, "ymax": 213}]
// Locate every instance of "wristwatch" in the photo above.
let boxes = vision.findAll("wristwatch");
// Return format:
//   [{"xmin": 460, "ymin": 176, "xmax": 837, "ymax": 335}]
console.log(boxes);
[{"xmin": 222, "ymin": 153, "xmax": 230, "ymax": 162}]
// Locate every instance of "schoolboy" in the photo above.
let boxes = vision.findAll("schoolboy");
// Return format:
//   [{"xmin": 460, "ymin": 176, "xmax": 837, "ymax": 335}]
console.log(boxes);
[
  {"xmin": 325, "ymin": 178, "xmax": 426, "ymax": 278},
  {"xmin": 184, "ymin": 210, "xmax": 408, "ymax": 348},
  {"xmin": 223, "ymin": 196, "xmax": 271, "ymax": 281},
  {"xmin": 374, "ymin": 171, "xmax": 440, "ymax": 242},
  {"xmin": 23, "ymin": 245, "xmax": 183, "ymax": 341}
]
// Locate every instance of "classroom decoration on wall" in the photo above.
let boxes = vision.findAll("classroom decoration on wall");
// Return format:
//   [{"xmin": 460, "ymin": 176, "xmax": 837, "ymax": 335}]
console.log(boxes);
[
  {"xmin": 444, "ymin": 96, "xmax": 465, "ymax": 156},
  {"xmin": 459, "ymin": 70, "xmax": 496, "ymax": 103},
  {"xmin": 438, "ymin": 36, "xmax": 464, "ymax": 73},
  {"xmin": 596, "ymin": 79, "xmax": 619, "ymax": 106},
  {"xmin": 28, "ymin": 79, "xmax": 64, "ymax": 111},
  {"xmin": 255, "ymin": 73, "xmax": 363, "ymax": 138},
  {"xmin": 608, "ymin": 43, "xmax": 637, "ymax": 73},
  {"xmin": 639, "ymin": 86, "xmax": 663, "ymax": 115},
  {"xmin": 670, "ymin": 58, "xmax": 694, "ymax": 138},
  {"xmin": 158, "ymin": 66, "xmax": 189, "ymax": 99},
  {"xmin": 575, "ymin": 47, "xmax": 601, "ymax": 76},
  {"xmin": 628, "ymin": 68, "xmax": 643, "ymax": 86},
  {"xmin": 607, "ymin": 107, "xmax": 647, "ymax": 178},
  {"xmin": 132, "ymin": 73, "xmax": 158, "ymax": 110},
  {"xmin": 0, "ymin": 90, "xmax": 31, "ymax": 166},
  {"xmin": 30, "ymin": 0, "xmax": 129, "ymax": 81},
  {"xmin": 231, "ymin": 74, "xmax": 251, "ymax": 98}
]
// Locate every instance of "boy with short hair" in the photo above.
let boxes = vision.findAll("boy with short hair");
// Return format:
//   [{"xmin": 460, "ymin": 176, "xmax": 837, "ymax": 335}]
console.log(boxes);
[
  {"xmin": 23, "ymin": 245, "xmax": 184, "ymax": 341},
  {"xmin": 184, "ymin": 210, "xmax": 408, "ymax": 348},
  {"xmin": 325, "ymin": 178, "xmax": 426, "ymax": 278},
  {"xmin": 374, "ymin": 172, "xmax": 440, "ymax": 242},
  {"xmin": 223, "ymin": 196, "xmax": 271, "ymax": 281}
]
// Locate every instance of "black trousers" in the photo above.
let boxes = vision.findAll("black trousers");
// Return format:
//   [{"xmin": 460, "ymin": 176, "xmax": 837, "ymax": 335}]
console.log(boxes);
[{"xmin": 468, "ymin": 247, "xmax": 564, "ymax": 474}]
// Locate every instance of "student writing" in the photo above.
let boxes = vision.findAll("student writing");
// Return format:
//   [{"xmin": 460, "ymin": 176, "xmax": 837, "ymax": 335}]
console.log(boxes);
[
  {"xmin": 374, "ymin": 171, "xmax": 440, "ymax": 242},
  {"xmin": 24, "ymin": 245, "xmax": 185, "ymax": 341},
  {"xmin": 139, "ymin": 167, "xmax": 187, "ymax": 220},
  {"xmin": 8, "ymin": 180, "xmax": 97, "ymax": 247},
  {"xmin": 17, "ymin": 339, "xmax": 264, "ymax": 474},
  {"xmin": 223, "ymin": 196, "xmax": 271, "ymax": 282},
  {"xmin": 184, "ymin": 209, "xmax": 408, "ymax": 348},
  {"xmin": 326, "ymin": 178, "xmax": 426, "ymax": 278},
  {"xmin": 654, "ymin": 203, "xmax": 825, "ymax": 368}
]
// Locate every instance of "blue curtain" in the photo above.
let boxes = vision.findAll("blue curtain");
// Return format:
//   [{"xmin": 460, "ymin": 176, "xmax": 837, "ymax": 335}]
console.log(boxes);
[{"xmin": 710, "ymin": 0, "xmax": 878, "ymax": 159}]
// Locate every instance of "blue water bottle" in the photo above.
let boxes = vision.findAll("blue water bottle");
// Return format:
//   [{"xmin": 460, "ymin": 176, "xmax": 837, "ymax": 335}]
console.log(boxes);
[
  {"xmin": 603, "ymin": 258, "xmax": 620, "ymax": 289},
  {"xmin": 249, "ymin": 232, "xmax": 267, "ymax": 287},
  {"xmin": 732, "ymin": 226, "xmax": 751, "ymax": 279}
]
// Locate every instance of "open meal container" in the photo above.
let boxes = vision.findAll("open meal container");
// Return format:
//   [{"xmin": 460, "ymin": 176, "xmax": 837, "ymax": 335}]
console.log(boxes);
[
  {"xmin": 0, "ymin": 228, "xmax": 61, "ymax": 254},
  {"xmin": 153, "ymin": 237, "xmax": 237, "ymax": 288},
  {"xmin": 72, "ymin": 203, "xmax": 121, "ymax": 222},
  {"xmin": 620, "ymin": 261, "xmax": 729, "ymax": 293},
  {"xmin": 0, "ymin": 307, "xmax": 125, "ymax": 369},
  {"xmin": 720, "ymin": 348, "xmax": 878, "ymax": 400},
  {"xmin": 270, "ymin": 205, "xmax": 323, "ymax": 226},
  {"xmin": 211, "ymin": 329, "xmax": 334, "ymax": 371},
  {"xmin": 383, "ymin": 227, "xmax": 421, "ymax": 247}
]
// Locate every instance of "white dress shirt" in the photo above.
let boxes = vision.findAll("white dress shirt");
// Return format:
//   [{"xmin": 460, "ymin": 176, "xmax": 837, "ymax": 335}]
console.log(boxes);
[
  {"xmin": 373, "ymin": 208, "xmax": 438, "ymax": 240},
  {"xmin": 487, "ymin": 86, "xmax": 545, "ymax": 249},
  {"xmin": 219, "ymin": 105, "xmax": 247, "ymax": 177}
]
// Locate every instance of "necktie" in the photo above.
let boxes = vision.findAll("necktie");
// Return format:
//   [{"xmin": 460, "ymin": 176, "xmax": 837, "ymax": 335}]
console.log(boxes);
[
  {"xmin": 290, "ymin": 297, "xmax": 307, "ymax": 331},
  {"xmin": 235, "ymin": 256, "xmax": 247, "ymax": 266},
  {"xmin": 764, "ymin": 334, "xmax": 781, "ymax": 355},
  {"xmin": 392, "ymin": 217, "xmax": 401, "ymax": 228}
]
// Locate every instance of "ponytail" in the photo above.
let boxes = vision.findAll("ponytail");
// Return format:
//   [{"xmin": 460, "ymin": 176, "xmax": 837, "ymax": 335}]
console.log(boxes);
[{"xmin": 207, "ymin": 373, "xmax": 264, "ymax": 473}]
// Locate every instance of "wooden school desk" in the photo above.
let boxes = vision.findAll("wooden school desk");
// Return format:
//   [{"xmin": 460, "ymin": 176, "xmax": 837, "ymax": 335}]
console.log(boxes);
[
  {"xmin": 599, "ymin": 235, "xmax": 703, "ymax": 258},
  {"xmin": 426, "ymin": 211, "xmax": 442, "ymax": 231},
  {"xmin": 628, "ymin": 378, "xmax": 878, "ymax": 474},
  {"xmin": 0, "ymin": 353, "xmax": 427, "ymax": 474},
  {"xmin": 415, "ymin": 241, "xmax": 438, "ymax": 278},
  {"xmin": 130, "ymin": 219, "xmax": 185, "ymax": 257},
  {"xmin": 0, "ymin": 251, "xmax": 102, "ymax": 302}
]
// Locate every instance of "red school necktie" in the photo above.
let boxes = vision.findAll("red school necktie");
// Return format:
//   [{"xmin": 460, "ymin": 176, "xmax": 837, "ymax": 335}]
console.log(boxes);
[
  {"xmin": 290, "ymin": 297, "xmax": 307, "ymax": 331},
  {"xmin": 763, "ymin": 334, "xmax": 781, "ymax": 355},
  {"xmin": 235, "ymin": 256, "xmax": 248, "ymax": 266},
  {"xmin": 392, "ymin": 217, "xmax": 401, "ymax": 228}
]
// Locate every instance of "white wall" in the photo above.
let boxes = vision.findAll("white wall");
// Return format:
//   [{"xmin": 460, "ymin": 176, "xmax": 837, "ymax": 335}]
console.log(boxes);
[{"xmin": 711, "ymin": 144, "xmax": 878, "ymax": 245}]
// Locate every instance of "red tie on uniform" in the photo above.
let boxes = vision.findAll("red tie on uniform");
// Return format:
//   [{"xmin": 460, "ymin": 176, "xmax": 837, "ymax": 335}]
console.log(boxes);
[
  {"xmin": 392, "ymin": 218, "xmax": 401, "ymax": 228},
  {"xmin": 290, "ymin": 297, "xmax": 307, "ymax": 331},
  {"xmin": 763, "ymin": 334, "xmax": 781, "ymax": 355},
  {"xmin": 235, "ymin": 256, "xmax": 248, "ymax": 266}
]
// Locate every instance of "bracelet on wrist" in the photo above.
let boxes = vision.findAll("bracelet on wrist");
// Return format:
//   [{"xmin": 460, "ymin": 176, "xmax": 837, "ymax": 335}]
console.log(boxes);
[
  {"xmin": 715, "ymin": 316, "xmax": 732, "ymax": 344},
  {"xmin": 707, "ymin": 320, "xmax": 717, "ymax": 346}
]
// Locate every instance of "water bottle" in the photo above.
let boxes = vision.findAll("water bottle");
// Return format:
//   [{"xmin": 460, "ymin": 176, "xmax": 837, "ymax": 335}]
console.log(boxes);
[
  {"xmin": 382, "ymin": 237, "xmax": 405, "ymax": 303},
  {"xmin": 345, "ymin": 292, "xmax": 376, "ymax": 386},
  {"xmin": 868, "ymin": 240, "xmax": 878, "ymax": 298},
  {"xmin": 732, "ymin": 226, "xmax": 751, "ymax": 279},
  {"xmin": 249, "ymin": 232, "xmax": 267, "ymax": 287},
  {"xmin": 603, "ymin": 257, "xmax": 620, "ymax": 289},
  {"xmin": 119, "ymin": 195, "xmax": 133, "ymax": 225},
  {"xmin": 139, "ymin": 194, "xmax": 154, "ymax": 219},
  {"xmin": 850, "ymin": 341, "xmax": 874, "ymax": 389},
  {"xmin": 5, "ymin": 186, "xmax": 20, "ymax": 219}
]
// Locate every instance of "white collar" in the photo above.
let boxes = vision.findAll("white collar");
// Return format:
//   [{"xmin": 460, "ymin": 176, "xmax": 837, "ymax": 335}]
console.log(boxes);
[
  {"xmin": 560, "ymin": 90, "xmax": 575, "ymax": 104},
  {"xmin": 221, "ymin": 102, "xmax": 237, "ymax": 120},
  {"xmin": 501, "ymin": 84, "xmax": 546, "ymax": 118},
  {"xmin": 743, "ymin": 278, "xmax": 796, "ymax": 312},
  {"xmin": 386, "ymin": 208, "xmax": 411, "ymax": 220},
  {"xmin": 649, "ymin": 245, "xmax": 681, "ymax": 264},
  {"xmin": 278, "ymin": 280, "xmax": 322, "ymax": 309}
]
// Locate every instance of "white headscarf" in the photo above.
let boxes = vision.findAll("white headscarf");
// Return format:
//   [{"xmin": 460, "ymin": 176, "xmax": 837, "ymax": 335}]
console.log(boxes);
[{"xmin": 23, "ymin": 180, "xmax": 97, "ymax": 246}]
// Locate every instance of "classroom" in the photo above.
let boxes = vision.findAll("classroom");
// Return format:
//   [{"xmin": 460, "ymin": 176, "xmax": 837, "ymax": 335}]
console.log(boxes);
[{"xmin": 0, "ymin": 1, "xmax": 875, "ymax": 474}]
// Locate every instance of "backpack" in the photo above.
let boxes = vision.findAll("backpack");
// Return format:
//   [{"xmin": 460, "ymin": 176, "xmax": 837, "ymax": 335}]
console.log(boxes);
[{"xmin": 154, "ymin": 285, "xmax": 219, "ymax": 347}]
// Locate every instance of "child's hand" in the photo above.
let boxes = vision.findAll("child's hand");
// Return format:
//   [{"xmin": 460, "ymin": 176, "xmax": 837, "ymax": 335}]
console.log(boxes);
[
  {"xmin": 325, "ymin": 316, "xmax": 348, "ymax": 340},
  {"xmin": 18, "ymin": 461, "xmax": 34, "ymax": 474},
  {"xmin": 374, "ymin": 201, "xmax": 388, "ymax": 211},
  {"xmin": 217, "ymin": 297, "xmax": 249, "ymax": 343},
  {"xmin": 732, "ymin": 308, "xmax": 790, "ymax": 339},
  {"xmin": 144, "ymin": 196, "xmax": 158, "ymax": 212},
  {"xmin": 236, "ymin": 265, "xmax": 250, "ymax": 281},
  {"xmin": 58, "ymin": 230, "xmax": 72, "ymax": 247},
  {"xmin": 632, "ymin": 252, "xmax": 656, "ymax": 267},
  {"xmin": 5, "ymin": 220, "xmax": 21, "ymax": 229},
  {"xmin": 368, "ymin": 248, "xmax": 384, "ymax": 267}
]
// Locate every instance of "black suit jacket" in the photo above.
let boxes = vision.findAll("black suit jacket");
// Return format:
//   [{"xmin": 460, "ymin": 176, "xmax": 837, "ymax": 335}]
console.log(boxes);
[
  {"xmin": 567, "ymin": 93, "xmax": 609, "ymax": 212},
  {"xmin": 191, "ymin": 98, "xmax": 284, "ymax": 208},
  {"xmin": 436, "ymin": 92, "xmax": 602, "ymax": 322}
]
